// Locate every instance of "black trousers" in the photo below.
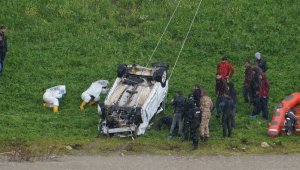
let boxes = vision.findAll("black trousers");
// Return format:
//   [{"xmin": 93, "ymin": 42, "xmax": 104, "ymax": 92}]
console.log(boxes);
[
  {"xmin": 222, "ymin": 114, "xmax": 233, "ymax": 137},
  {"xmin": 251, "ymin": 97, "xmax": 261, "ymax": 116},
  {"xmin": 183, "ymin": 119, "xmax": 192, "ymax": 140},
  {"xmin": 251, "ymin": 97, "xmax": 268, "ymax": 119},
  {"xmin": 243, "ymin": 85, "xmax": 251, "ymax": 102},
  {"xmin": 260, "ymin": 97, "xmax": 269, "ymax": 119},
  {"xmin": 191, "ymin": 116, "xmax": 200, "ymax": 146}
]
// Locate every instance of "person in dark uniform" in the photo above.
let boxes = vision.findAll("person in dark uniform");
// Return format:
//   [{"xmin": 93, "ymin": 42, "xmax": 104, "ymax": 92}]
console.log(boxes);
[
  {"xmin": 168, "ymin": 91, "xmax": 185, "ymax": 139},
  {"xmin": 0, "ymin": 25, "xmax": 8, "ymax": 73},
  {"xmin": 221, "ymin": 94, "xmax": 235, "ymax": 137},
  {"xmin": 182, "ymin": 94, "xmax": 195, "ymax": 141},
  {"xmin": 190, "ymin": 100, "xmax": 201, "ymax": 150},
  {"xmin": 192, "ymin": 84, "xmax": 201, "ymax": 107}
]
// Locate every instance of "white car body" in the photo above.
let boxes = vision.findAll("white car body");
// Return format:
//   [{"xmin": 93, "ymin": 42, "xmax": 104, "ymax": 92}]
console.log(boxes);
[{"xmin": 98, "ymin": 64, "xmax": 168, "ymax": 137}]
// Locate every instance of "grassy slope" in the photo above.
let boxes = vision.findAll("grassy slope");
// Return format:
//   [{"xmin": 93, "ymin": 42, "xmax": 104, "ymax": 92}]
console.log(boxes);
[{"xmin": 0, "ymin": 0, "xmax": 299, "ymax": 156}]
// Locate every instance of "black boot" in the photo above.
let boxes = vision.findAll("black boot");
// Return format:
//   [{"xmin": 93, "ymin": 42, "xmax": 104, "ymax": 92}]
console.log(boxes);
[
  {"xmin": 192, "ymin": 140, "xmax": 199, "ymax": 150},
  {"xmin": 192, "ymin": 143, "xmax": 198, "ymax": 150},
  {"xmin": 223, "ymin": 128, "xmax": 227, "ymax": 138}
]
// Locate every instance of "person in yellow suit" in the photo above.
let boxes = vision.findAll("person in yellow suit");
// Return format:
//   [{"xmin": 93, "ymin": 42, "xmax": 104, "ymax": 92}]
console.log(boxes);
[
  {"xmin": 43, "ymin": 85, "xmax": 66, "ymax": 113},
  {"xmin": 80, "ymin": 80, "xmax": 109, "ymax": 110}
]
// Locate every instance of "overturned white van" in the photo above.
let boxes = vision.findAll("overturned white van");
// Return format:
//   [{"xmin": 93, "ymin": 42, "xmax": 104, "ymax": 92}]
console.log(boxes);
[{"xmin": 98, "ymin": 63, "xmax": 169, "ymax": 137}]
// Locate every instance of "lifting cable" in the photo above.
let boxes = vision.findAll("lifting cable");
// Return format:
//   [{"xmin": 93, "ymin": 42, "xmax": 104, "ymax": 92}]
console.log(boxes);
[
  {"xmin": 168, "ymin": 0, "xmax": 204, "ymax": 81},
  {"xmin": 133, "ymin": 0, "xmax": 182, "ymax": 108},
  {"xmin": 133, "ymin": 0, "xmax": 203, "ymax": 109},
  {"xmin": 146, "ymin": 0, "xmax": 182, "ymax": 67}
]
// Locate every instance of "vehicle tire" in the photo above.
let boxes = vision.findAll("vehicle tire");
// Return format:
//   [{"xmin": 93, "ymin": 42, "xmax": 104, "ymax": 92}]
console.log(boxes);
[
  {"xmin": 153, "ymin": 62, "xmax": 168, "ymax": 70},
  {"xmin": 117, "ymin": 64, "xmax": 127, "ymax": 78},
  {"xmin": 153, "ymin": 68, "xmax": 167, "ymax": 87}
]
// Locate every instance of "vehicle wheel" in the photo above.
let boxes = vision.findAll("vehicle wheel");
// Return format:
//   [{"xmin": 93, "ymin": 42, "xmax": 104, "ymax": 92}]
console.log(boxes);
[
  {"xmin": 153, "ymin": 68, "xmax": 167, "ymax": 87},
  {"xmin": 117, "ymin": 64, "xmax": 127, "ymax": 78},
  {"xmin": 153, "ymin": 62, "xmax": 168, "ymax": 69}
]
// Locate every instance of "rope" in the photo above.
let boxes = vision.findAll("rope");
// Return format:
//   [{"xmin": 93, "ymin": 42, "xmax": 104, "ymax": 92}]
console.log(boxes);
[
  {"xmin": 168, "ymin": 0, "xmax": 204, "ymax": 81},
  {"xmin": 133, "ymin": 1, "xmax": 182, "ymax": 108},
  {"xmin": 146, "ymin": 0, "xmax": 182, "ymax": 67},
  {"xmin": 134, "ymin": 0, "xmax": 203, "ymax": 108}
]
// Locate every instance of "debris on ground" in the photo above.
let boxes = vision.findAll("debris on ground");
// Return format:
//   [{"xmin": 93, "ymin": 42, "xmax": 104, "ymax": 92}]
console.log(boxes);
[
  {"xmin": 66, "ymin": 146, "xmax": 73, "ymax": 150},
  {"xmin": 261, "ymin": 142, "xmax": 270, "ymax": 148}
]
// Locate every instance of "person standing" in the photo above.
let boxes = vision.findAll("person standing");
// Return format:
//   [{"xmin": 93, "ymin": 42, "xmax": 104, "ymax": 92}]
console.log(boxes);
[
  {"xmin": 182, "ymin": 94, "xmax": 195, "ymax": 141},
  {"xmin": 192, "ymin": 84, "xmax": 202, "ymax": 107},
  {"xmin": 254, "ymin": 52, "xmax": 267, "ymax": 72},
  {"xmin": 80, "ymin": 80, "xmax": 109, "ymax": 110},
  {"xmin": 191, "ymin": 105, "xmax": 201, "ymax": 150},
  {"xmin": 186, "ymin": 98, "xmax": 201, "ymax": 150},
  {"xmin": 43, "ymin": 85, "xmax": 67, "ymax": 113},
  {"xmin": 217, "ymin": 56, "xmax": 234, "ymax": 79},
  {"xmin": 259, "ymin": 73, "xmax": 269, "ymax": 119},
  {"xmin": 0, "ymin": 25, "xmax": 8, "ymax": 73},
  {"xmin": 221, "ymin": 94, "xmax": 235, "ymax": 138},
  {"xmin": 243, "ymin": 60, "xmax": 253, "ymax": 103},
  {"xmin": 250, "ymin": 66, "xmax": 261, "ymax": 118},
  {"xmin": 228, "ymin": 81, "xmax": 237, "ymax": 128},
  {"xmin": 199, "ymin": 90, "xmax": 213, "ymax": 142},
  {"xmin": 168, "ymin": 91, "xmax": 185, "ymax": 139},
  {"xmin": 215, "ymin": 74, "xmax": 229, "ymax": 118}
]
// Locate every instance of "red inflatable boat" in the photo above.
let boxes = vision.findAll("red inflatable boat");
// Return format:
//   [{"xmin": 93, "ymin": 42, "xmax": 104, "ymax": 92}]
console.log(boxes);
[{"xmin": 268, "ymin": 92, "xmax": 300, "ymax": 137}]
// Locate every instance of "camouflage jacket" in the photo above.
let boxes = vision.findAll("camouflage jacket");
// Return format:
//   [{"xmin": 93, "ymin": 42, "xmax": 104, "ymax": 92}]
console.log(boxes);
[{"xmin": 200, "ymin": 96, "xmax": 213, "ymax": 113}]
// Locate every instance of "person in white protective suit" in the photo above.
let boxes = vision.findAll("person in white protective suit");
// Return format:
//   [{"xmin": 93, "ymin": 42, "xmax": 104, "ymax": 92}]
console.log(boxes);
[
  {"xmin": 43, "ymin": 85, "xmax": 66, "ymax": 113},
  {"xmin": 80, "ymin": 80, "xmax": 109, "ymax": 110}
]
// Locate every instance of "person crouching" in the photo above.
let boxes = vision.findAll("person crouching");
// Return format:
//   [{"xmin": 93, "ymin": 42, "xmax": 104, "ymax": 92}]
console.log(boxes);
[
  {"xmin": 43, "ymin": 85, "xmax": 66, "ymax": 113},
  {"xmin": 80, "ymin": 80, "xmax": 109, "ymax": 110}
]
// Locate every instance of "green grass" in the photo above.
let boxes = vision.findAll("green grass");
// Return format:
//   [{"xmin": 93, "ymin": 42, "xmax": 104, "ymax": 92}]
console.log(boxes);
[{"xmin": 0, "ymin": 0, "xmax": 299, "ymax": 157}]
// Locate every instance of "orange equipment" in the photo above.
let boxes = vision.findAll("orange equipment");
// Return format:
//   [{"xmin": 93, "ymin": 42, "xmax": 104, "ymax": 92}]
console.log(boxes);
[{"xmin": 268, "ymin": 92, "xmax": 300, "ymax": 137}]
